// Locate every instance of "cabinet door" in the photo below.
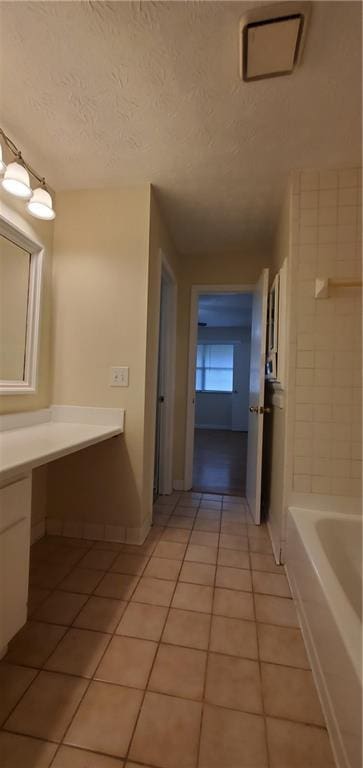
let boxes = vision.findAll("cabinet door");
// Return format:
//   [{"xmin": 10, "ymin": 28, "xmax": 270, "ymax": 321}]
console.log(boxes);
[{"xmin": 0, "ymin": 476, "xmax": 31, "ymax": 653}]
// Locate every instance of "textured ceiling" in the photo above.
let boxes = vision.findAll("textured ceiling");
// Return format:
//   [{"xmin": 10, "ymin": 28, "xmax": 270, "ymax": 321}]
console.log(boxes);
[
  {"xmin": 199, "ymin": 292, "xmax": 253, "ymax": 327},
  {"xmin": 0, "ymin": 1, "xmax": 361, "ymax": 254}
]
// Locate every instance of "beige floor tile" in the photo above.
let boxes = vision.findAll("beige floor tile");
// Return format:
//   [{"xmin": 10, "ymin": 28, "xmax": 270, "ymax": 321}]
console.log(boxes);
[
  {"xmin": 220, "ymin": 521, "xmax": 248, "ymax": 536},
  {"xmin": 143, "ymin": 557, "xmax": 181, "ymax": 581},
  {"xmin": 33, "ymin": 591, "xmax": 88, "ymax": 626},
  {"xmin": 266, "ymin": 717, "xmax": 335, "ymax": 767},
  {"xmin": 176, "ymin": 499, "xmax": 200, "ymax": 508},
  {"xmin": 190, "ymin": 530, "xmax": 219, "ymax": 548},
  {"xmin": 59, "ymin": 567, "xmax": 105, "ymax": 594},
  {"xmin": 149, "ymin": 644, "xmax": 207, "ymax": 700},
  {"xmin": 213, "ymin": 587, "xmax": 255, "ymax": 621},
  {"xmin": 172, "ymin": 582, "xmax": 213, "ymax": 614},
  {"xmin": 217, "ymin": 548, "xmax": 250, "ymax": 569},
  {"xmin": 78, "ymin": 549, "xmax": 118, "ymax": 571},
  {"xmin": 129, "ymin": 691, "xmax": 202, "ymax": 768},
  {"xmin": 126, "ymin": 763, "xmax": 153, "ymax": 768},
  {"xmin": 95, "ymin": 635, "xmax": 157, "ymax": 688},
  {"xmin": 110, "ymin": 553, "xmax": 148, "ymax": 575},
  {"xmin": 27, "ymin": 587, "xmax": 51, "ymax": 617},
  {"xmin": 29, "ymin": 562, "xmax": 74, "ymax": 590},
  {"xmin": 92, "ymin": 540, "xmax": 123, "ymax": 551},
  {"xmin": 215, "ymin": 565, "xmax": 252, "ymax": 592},
  {"xmin": 205, "ymin": 653, "xmax": 263, "ymax": 713},
  {"xmin": 65, "ymin": 681, "xmax": 142, "ymax": 758},
  {"xmin": 252, "ymin": 570, "xmax": 291, "ymax": 597},
  {"xmin": 166, "ymin": 516, "xmax": 194, "ymax": 530},
  {"xmin": 249, "ymin": 538, "xmax": 273, "ymax": 555},
  {"xmin": 258, "ymin": 623, "xmax": 310, "ymax": 669},
  {"xmin": 199, "ymin": 704, "xmax": 268, "ymax": 768},
  {"xmin": 51, "ymin": 745, "xmax": 122, "ymax": 767},
  {"xmin": 196, "ymin": 509, "xmax": 221, "ymax": 521},
  {"xmin": 95, "ymin": 573, "xmax": 139, "ymax": 600},
  {"xmin": 210, "ymin": 615, "xmax": 258, "ymax": 659},
  {"xmin": 73, "ymin": 596, "xmax": 126, "ymax": 633},
  {"xmin": 153, "ymin": 512, "xmax": 170, "ymax": 526},
  {"xmin": 250, "ymin": 552, "xmax": 283, "ymax": 573},
  {"xmin": 248, "ymin": 523, "xmax": 270, "ymax": 538},
  {"xmin": 0, "ymin": 731, "xmax": 57, "ymax": 768},
  {"xmin": 261, "ymin": 662, "xmax": 325, "ymax": 726},
  {"xmin": 200, "ymin": 501, "xmax": 221, "ymax": 511},
  {"xmin": 193, "ymin": 519, "xmax": 220, "ymax": 533},
  {"xmin": 160, "ymin": 528, "xmax": 190, "ymax": 544},
  {"xmin": 184, "ymin": 544, "xmax": 217, "ymax": 564},
  {"xmin": 0, "ymin": 663, "xmax": 37, "ymax": 725},
  {"xmin": 219, "ymin": 533, "xmax": 249, "ymax": 551},
  {"xmin": 179, "ymin": 561, "xmax": 215, "ymax": 586},
  {"xmin": 172, "ymin": 507, "xmax": 196, "ymax": 518},
  {"xmin": 153, "ymin": 541, "xmax": 187, "ymax": 560},
  {"xmin": 4, "ymin": 671, "xmax": 87, "ymax": 741},
  {"xmin": 255, "ymin": 594, "xmax": 299, "ymax": 628},
  {"xmin": 131, "ymin": 577, "xmax": 175, "ymax": 607},
  {"xmin": 5, "ymin": 621, "xmax": 66, "ymax": 668},
  {"xmin": 116, "ymin": 602, "xmax": 168, "ymax": 641},
  {"xmin": 44, "ymin": 627, "xmax": 110, "ymax": 678},
  {"xmin": 162, "ymin": 608, "xmax": 211, "ymax": 650}
]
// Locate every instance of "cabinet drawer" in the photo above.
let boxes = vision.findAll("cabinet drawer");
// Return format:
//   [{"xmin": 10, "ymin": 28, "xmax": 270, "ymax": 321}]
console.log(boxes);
[{"xmin": 0, "ymin": 476, "xmax": 31, "ymax": 651}]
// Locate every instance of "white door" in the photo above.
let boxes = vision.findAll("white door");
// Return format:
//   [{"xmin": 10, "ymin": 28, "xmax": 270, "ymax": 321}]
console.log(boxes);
[{"xmin": 246, "ymin": 269, "xmax": 269, "ymax": 524}]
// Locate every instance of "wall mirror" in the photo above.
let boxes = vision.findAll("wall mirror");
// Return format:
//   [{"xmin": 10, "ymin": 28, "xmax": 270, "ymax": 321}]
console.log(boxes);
[{"xmin": 0, "ymin": 217, "xmax": 43, "ymax": 394}]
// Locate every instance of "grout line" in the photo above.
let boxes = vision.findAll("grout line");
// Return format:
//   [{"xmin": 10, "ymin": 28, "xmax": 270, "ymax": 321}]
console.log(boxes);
[{"xmin": 123, "ymin": 493, "xmax": 204, "ymax": 765}]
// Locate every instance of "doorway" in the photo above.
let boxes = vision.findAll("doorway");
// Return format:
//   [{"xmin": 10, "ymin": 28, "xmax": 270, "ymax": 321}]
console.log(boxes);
[
  {"xmin": 192, "ymin": 292, "xmax": 253, "ymax": 496},
  {"xmin": 153, "ymin": 255, "xmax": 177, "ymax": 498},
  {"xmin": 184, "ymin": 272, "xmax": 269, "ymax": 523}
]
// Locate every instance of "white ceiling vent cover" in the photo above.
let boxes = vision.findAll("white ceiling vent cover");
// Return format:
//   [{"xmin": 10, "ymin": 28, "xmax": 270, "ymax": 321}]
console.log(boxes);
[{"xmin": 240, "ymin": 2, "xmax": 311, "ymax": 81}]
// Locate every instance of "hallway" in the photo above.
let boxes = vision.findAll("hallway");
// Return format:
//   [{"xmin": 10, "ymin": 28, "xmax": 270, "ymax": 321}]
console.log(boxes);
[
  {"xmin": 0, "ymin": 492, "xmax": 333, "ymax": 768},
  {"xmin": 193, "ymin": 429, "xmax": 248, "ymax": 496}
]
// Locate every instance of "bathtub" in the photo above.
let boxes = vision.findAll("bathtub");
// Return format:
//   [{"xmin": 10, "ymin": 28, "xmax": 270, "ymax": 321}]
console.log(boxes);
[{"xmin": 286, "ymin": 503, "xmax": 362, "ymax": 768}]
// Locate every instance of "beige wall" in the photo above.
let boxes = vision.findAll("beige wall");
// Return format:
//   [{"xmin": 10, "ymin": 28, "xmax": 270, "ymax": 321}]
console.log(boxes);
[
  {"xmin": 47, "ymin": 185, "xmax": 179, "ymax": 540},
  {"xmin": 0, "ymin": 189, "xmax": 54, "ymax": 414},
  {"xmin": 173, "ymin": 249, "xmax": 270, "ymax": 486}
]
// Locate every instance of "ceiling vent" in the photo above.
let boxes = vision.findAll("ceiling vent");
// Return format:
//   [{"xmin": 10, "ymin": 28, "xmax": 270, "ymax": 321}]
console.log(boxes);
[{"xmin": 240, "ymin": 2, "xmax": 311, "ymax": 82}]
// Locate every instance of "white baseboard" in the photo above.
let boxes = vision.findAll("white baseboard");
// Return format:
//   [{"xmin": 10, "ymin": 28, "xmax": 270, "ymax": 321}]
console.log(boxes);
[{"xmin": 195, "ymin": 423, "xmax": 231, "ymax": 430}]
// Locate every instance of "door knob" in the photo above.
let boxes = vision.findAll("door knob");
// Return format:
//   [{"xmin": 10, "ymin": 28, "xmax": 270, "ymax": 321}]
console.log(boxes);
[
  {"xmin": 249, "ymin": 406, "xmax": 271, "ymax": 414},
  {"xmin": 259, "ymin": 406, "xmax": 271, "ymax": 414},
  {"xmin": 249, "ymin": 406, "xmax": 259, "ymax": 413}
]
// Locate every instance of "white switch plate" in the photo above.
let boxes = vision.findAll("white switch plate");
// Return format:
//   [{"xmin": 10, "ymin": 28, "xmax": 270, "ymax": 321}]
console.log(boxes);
[{"xmin": 110, "ymin": 366, "xmax": 129, "ymax": 387}]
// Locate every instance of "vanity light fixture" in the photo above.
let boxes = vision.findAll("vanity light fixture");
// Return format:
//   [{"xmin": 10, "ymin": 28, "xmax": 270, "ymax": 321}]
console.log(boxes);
[{"xmin": 0, "ymin": 127, "xmax": 56, "ymax": 219}]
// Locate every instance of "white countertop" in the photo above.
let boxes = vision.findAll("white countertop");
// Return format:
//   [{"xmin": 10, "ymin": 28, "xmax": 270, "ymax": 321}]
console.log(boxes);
[{"xmin": 0, "ymin": 406, "xmax": 124, "ymax": 481}]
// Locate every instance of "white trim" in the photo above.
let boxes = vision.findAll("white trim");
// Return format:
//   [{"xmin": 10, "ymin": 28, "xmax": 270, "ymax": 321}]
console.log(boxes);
[
  {"xmin": 195, "ymin": 423, "xmax": 231, "ymax": 430},
  {"xmin": 0, "ymin": 215, "xmax": 44, "ymax": 395},
  {"xmin": 156, "ymin": 252, "xmax": 177, "ymax": 496},
  {"xmin": 184, "ymin": 283, "xmax": 254, "ymax": 490}
]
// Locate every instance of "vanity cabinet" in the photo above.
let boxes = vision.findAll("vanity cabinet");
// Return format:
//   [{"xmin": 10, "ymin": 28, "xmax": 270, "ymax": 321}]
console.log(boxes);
[{"xmin": 0, "ymin": 474, "xmax": 31, "ymax": 657}]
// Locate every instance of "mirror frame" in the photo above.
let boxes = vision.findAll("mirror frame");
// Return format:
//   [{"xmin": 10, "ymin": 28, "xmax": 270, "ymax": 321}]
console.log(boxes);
[{"xmin": 0, "ymin": 215, "xmax": 44, "ymax": 395}]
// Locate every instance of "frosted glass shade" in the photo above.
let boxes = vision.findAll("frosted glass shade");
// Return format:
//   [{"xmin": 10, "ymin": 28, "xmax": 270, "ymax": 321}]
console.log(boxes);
[
  {"xmin": 26, "ymin": 186, "xmax": 55, "ymax": 220},
  {"xmin": 2, "ymin": 161, "xmax": 31, "ymax": 198}
]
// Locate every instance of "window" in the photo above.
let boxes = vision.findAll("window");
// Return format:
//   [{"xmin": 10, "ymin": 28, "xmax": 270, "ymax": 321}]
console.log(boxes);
[{"xmin": 196, "ymin": 344, "xmax": 234, "ymax": 392}]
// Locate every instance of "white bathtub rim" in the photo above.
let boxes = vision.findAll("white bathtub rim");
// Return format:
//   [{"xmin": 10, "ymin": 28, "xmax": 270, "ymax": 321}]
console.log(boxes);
[{"xmin": 288, "ymin": 507, "xmax": 362, "ymax": 684}]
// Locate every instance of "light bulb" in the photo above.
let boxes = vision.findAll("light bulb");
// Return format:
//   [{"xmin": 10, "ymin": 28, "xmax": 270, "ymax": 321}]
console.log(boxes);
[
  {"xmin": 2, "ymin": 161, "xmax": 31, "ymax": 198},
  {"xmin": 26, "ymin": 186, "xmax": 55, "ymax": 220}
]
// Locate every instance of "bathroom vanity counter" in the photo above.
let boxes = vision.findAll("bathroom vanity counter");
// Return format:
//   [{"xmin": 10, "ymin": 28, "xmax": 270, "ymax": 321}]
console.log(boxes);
[
  {"xmin": 0, "ymin": 406, "xmax": 124, "ymax": 657},
  {"xmin": 0, "ymin": 405, "xmax": 124, "ymax": 481},
  {"xmin": 0, "ymin": 416, "xmax": 123, "ymax": 481}
]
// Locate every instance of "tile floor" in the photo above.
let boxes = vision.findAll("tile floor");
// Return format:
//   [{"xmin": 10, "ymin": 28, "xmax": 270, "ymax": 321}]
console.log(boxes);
[{"xmin": 0, "ymin": 492, "xmax": 335, "ymax": 768}]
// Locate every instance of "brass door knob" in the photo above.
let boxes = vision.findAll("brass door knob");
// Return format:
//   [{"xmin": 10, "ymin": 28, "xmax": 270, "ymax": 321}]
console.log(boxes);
[
  {"xmin": 249, "ymin": 406, "xmax": 259, "ymax": 413},
  {"xmin": 249, "ymin": 406, "xmax": 271, "ymax": 414}
]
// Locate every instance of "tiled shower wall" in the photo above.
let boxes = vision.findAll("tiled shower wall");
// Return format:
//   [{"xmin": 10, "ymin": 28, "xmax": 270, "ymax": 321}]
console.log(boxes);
[{"xmin": 289, "ymin": 167, "xmax": 362, "ymax": 497}]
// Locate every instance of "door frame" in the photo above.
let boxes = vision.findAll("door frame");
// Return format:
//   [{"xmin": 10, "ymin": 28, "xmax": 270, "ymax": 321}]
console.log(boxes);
[
  {"xmin": 156, "ymin": 252, "xmax": 177, "ymax": 495},
  {"xmin": 184, "ymin": 283, "xmax": 254, "ymax": 490}
]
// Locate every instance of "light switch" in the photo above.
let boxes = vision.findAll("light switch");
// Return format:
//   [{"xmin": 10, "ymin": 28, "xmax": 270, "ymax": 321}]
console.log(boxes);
[{"xmin": 110, "ymin": 366, "xmax": 129, "ymax": 387}]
